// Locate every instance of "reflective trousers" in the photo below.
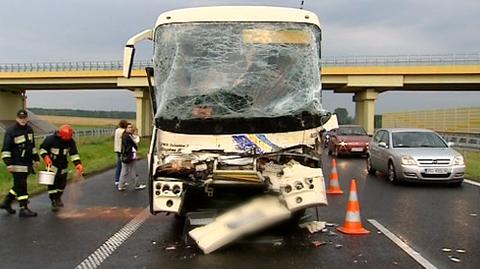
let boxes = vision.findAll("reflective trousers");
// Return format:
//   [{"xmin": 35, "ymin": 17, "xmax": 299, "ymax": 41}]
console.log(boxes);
[{"xmin": 48, "ymin": 173, "xmax": 68, "ymax": 200}]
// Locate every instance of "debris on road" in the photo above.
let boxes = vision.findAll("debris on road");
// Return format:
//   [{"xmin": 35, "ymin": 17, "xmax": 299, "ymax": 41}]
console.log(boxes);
[
  {"xmin": 442, "ymin": 248, "xmax": 452, "ymax": 252},
  {"xmin": 312, "ymin": 240, "xmax": 327, "ymax": 247},
  {"xmin": 456, "ymin": 249, "xmax": 467, "ymax": 254},
  {"xmin": 470, "ymin": 213, "xmax": 477, "ymax": 217},
  {"xmin": 299, "ymin": 220, "xmax": 326, "ymax": 233},
  {"xmin": 334, "ymin": 244, "xmax": 343, "ymax": 249},
  {"xmin": 165, "ymin": 246, "xmax": 177, "ymax": 250},
  {"xmin": 327, "ymin": 231, "xmax": 337, "ymax": 236}
]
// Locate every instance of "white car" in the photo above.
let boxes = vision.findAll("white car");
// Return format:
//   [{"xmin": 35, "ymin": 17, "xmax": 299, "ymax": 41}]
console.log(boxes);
[{"xmin": 367, "ymin": 128, "xmax": 465, "ymax": 185}]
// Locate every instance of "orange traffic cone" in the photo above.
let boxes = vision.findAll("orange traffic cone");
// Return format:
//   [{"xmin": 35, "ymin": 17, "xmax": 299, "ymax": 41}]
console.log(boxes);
[
  {"xmin": 326, "ymin": 159, "xmax": 343, "ymax": 195},
  {"xmin": 337, "ymin": 179, "xmax": 370, "ymax": 235}
]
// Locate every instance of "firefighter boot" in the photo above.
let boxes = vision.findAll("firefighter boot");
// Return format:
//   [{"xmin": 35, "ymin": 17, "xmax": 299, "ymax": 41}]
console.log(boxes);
[
  {"xmin": 0, "ymin": 194, "xmax": 16, "ymax": 214},
  {"xmin": 19, "ymin": 201, "xmax": 37, "ymax": 218},
  {"xmin": 56, "ymin": 196, "xmax": 64, "ymax": 207},
  {"xmin": 51, "ymin": 199, "xmax": 59, "ymax": 212}
]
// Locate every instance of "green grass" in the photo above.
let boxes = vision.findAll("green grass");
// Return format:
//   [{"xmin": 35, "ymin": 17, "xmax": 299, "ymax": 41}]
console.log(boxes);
[
  {"xmin": 463, "ymin": 150, "xmax": 480, "ymax": 182},
  {"xmin": 0, "ymin": 135, "xmax": 149, "ymax": 200}
]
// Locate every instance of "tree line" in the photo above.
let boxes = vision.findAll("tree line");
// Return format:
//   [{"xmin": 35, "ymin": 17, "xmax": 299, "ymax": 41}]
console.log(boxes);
[{"xmin": 29, "ymin": 108, "xmax": 135, "ymax": 119}]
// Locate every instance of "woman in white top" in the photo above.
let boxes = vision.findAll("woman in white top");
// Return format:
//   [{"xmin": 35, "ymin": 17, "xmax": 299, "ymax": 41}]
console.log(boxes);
[{"xmin": 114, "ymin": 120, "xmax": 128, "ymax": 186}]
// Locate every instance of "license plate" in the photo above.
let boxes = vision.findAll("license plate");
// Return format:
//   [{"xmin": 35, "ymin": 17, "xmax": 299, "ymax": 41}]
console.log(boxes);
[
  {"xmin": 351, "ymin": 147, "xmax": 364, "ymax": 152},
  {"xmin": 424, "ymin": 168, "xmax": 449, "ymax": 174}
]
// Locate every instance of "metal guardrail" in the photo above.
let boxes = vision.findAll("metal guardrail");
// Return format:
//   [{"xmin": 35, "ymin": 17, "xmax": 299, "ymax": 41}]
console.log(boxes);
[
  {"xmin": 34, "ymin": 128, "xmax": 115, "ymax": 140},
  {"xmin": 321, "ymin": 53, "xmax": 480, "ymax": 66},
  {"xmin": 1, "ymin": 53, "xmax": 480, "ymax": 72},
  {"xmin": 440, "ymin": 133, "xmax": 480, "ymax": 151},
  {"xmin": 0, "ymin": 60, "xmax": 152, "ymax": 72}
]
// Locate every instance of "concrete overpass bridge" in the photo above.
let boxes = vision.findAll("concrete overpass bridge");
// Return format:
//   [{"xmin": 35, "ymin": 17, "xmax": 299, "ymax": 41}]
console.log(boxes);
[{"xmin": 1, "ymin": 54, "xmax": 480, "ymax": 136}]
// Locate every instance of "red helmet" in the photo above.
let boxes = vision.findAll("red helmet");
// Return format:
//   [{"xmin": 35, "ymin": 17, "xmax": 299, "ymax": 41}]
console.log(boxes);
[{"xmin": 58, "ymin": 125, "xmax": 74, "ymax": 141}]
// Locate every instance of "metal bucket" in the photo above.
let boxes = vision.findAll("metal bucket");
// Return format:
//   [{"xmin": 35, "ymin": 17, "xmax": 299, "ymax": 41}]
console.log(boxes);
[{"xmin": 38, "ymin": 170, "xmax": 55, "ymax": 185}]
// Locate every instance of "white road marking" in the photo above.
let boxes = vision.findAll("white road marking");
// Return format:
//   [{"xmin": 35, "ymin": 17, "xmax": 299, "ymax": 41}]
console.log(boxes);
[
  {"xmin": 465, "ymin": 179, "xmax": 480, "ymax": 187},
  {"xmin": 367, "ymin": 219, "xmax": 438, "ymax": 269},
  {"xmin": 75, "ymin": 208, "xmax": 150, "ymax": 269}
]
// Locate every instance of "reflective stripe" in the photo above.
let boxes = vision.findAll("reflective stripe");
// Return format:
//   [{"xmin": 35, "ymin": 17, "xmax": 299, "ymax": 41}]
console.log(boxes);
[
  {"xmin": 32, "ymin": 148, "xmax": 38, "ymax": 154},
  {"xmin": 71, "ymin": 154, "xmax": 80, "ymax": 162},
  {"xmin": 39, "ymin": 149, "xmax": 48, "ymax": 155},
  {"xmin": 63, "ymin": 149, "xmax": 69, "ymax": 155},
  {"xmin": 1, "ymin": 151, "xmax": 11, "ymax": 158},
  {"xmin": 14, "ymin": 135, "xmax": 26, "ymax": 144},
  {"xmin": 17, "ymin": 195, "xmax": 29, "ymax": 201},
  {"xmin": 51, "ymin": 148, "xmax": 60, "ymax": 155},
  {"xmin": 11, "ymin": 165, "xmax": 28, "ymax": 172},
  {"xmin": 28, "ymin": 134, "xmax": 33, "ymax": 141},
  {"xmin": 9, "ymin": 189, "xmax": 17, "ymax": 196},
  {"xmin": 48, "ymin": 190, "xmax": 58, "ymax": 194}
]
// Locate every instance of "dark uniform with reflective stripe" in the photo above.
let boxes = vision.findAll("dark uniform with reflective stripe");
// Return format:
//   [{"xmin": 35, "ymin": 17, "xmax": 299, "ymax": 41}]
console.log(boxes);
[
  {"xmin": 39, "ymin": 132, "xmax": 81, "ymax": 203},
  {"xmin": 1, "ymin": 122, "xmax": 40, "ymax": 208}
]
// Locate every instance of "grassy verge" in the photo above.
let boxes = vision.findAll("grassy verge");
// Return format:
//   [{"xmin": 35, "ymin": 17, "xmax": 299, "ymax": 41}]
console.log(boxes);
[
  {"xmin": 463, "ymin": 150, "xmax": 480, "ymax": 182},
  {"xmin": 0, "ymin": 135, "xmax": 150, "ymax": 200}
]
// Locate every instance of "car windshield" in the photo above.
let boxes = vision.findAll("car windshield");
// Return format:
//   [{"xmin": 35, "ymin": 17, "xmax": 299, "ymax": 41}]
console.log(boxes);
[
  {"xmin": 153, "ymin": 22, "xmax": 322, "ymax": 121},
  {"xmin": 337, "ymin": 127, "xmax": 367, "ymax": 136},
  {"xmin": 392, "ymin": 132, "xmax": 447, "ymax": 148}
]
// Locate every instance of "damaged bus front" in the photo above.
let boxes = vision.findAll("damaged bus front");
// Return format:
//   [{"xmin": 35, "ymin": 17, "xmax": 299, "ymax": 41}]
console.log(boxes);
[{"xmin": 123, "ymin": 6, "xmax": 337, "ymax": 253}]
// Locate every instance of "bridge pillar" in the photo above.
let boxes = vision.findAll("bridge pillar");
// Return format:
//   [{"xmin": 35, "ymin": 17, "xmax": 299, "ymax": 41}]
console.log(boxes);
[
  {"xmin": 133, "ymin": 88, "xmax": 153, "ymax": 137},
  {"xmin": 0, "ymin": 90, "xmax": 25, "ymax": 120},
  {"xmin": 353, "ymin": 89, "xmax": 378, "ymax": 135}
]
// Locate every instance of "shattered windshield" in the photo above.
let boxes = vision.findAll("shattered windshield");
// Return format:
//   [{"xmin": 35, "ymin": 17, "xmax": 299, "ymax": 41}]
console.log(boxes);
[{"xmin": 153, "ymin": 22, "xmax": 322, "ymax": 125}]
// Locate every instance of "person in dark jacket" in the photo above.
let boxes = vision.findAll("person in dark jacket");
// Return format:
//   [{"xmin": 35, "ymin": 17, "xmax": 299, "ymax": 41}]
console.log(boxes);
[
  {"xmin": 118, "ymin": 123, "xmax": 145, "ymax": 191},
  {"xmin": 39, "ymin": 125, "xmax": 84, "ymax": 211},
  {"xmin": 0, "ymin": 109, "xmax": 40, "ymax": 217}
]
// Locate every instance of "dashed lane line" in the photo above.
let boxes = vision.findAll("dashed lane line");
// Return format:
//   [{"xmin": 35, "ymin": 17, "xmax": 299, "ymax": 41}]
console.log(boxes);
[
  {"xmin": 75, "ymin": 208, "xmax": 150, "ymax": 269},
  {"xmin": 367, "ymin": 219, "xmax": 438, "ymax": 269}
]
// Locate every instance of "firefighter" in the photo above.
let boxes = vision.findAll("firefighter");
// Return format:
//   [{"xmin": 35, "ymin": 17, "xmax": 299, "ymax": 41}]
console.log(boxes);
[
  {"xmin": 39, "ymin": 124, "xmax": 84, "ymax": 212},
  {"xmin": 0, "ymin": 109, "xmax": 40, "ymax": 217}
]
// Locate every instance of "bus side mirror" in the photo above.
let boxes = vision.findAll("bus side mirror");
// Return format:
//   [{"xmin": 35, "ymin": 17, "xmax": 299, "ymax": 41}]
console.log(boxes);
[
  {"xmin": 123, "ymin": 29, "xmax": 153, "ymax": 78},
  {"xmin": 123, "ymin": 45, "xmax": 135, "ymax": 78}
]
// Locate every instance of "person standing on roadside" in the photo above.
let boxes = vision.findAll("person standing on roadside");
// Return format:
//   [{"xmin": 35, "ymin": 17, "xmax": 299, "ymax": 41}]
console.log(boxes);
[
  {"xmin": 118, "ymin": 123, "xmax": 146, "ymax": 191},
  {"xmin": 39, "ymin": 125, "xmax": 84, "ymax": 212},
  {"xmin": 114, "ymin": 120, "xmax": 128, "ymax": 187},
  {"xmin": 0, "ymin": 109, "xmax": 40, "ymax": 217}
]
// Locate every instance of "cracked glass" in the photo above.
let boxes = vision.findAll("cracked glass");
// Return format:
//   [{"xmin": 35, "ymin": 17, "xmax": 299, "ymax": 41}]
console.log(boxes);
[{"xmin": 153, "ymin": 22, "xmax": 323, "ymax": 122}]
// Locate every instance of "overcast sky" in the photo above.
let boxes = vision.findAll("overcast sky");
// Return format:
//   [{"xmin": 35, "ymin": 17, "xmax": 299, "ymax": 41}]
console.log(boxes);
[{"xmin": 1, "ymin": 0, "xmax": 479, "ymax": 115}]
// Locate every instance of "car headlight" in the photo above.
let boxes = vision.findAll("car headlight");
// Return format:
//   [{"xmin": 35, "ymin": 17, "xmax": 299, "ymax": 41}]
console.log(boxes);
[
  {"xmin": 339, "ymin": 141, "xmax": 347, "ymax": 146},
  {"xmin": 401, "ymin": 155, "xmax": 417, "ymax": 165},
  {"xmin": 453, "ymin": 155, "xmax": 464, "ymax": 165}
]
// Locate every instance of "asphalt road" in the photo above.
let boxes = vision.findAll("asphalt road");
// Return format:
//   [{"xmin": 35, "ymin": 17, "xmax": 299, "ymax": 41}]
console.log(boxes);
[{"xmin": 0, "ymin": 153, "xmax": 478, "ymax": 269}]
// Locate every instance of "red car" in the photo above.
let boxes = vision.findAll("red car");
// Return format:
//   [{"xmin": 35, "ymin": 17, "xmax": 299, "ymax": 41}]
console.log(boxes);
[{"xmin": 327, "ymin": 125, "xmax": 371, "ymax": 157}]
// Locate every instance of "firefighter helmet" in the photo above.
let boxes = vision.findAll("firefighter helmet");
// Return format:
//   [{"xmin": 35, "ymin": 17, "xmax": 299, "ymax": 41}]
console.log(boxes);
[{"xmin": 58, "ymin": 125, "xmax": 74, "ymax": 141}]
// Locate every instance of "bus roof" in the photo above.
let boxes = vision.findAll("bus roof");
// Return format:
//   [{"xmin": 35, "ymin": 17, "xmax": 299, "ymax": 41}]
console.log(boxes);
[{"xmin": 155, "ymin": 6, "xmax": 320, "ymax": 28}]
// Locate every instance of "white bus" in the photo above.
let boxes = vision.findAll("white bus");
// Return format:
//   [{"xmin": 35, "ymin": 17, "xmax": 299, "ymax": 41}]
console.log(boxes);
[{"xmin": 123, "ymin": 6, "xmax": 336, "ymax": 253}]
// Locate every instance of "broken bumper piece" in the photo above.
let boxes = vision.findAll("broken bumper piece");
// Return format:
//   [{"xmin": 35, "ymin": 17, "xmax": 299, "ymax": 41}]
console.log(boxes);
[{"xmin": 189, "ymin": 195, "xmax": 291, "ymax": 254}]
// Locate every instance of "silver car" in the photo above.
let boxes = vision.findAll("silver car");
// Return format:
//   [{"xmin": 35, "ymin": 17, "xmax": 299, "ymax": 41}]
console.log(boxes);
[{"xmin": 367, "ymin": 128, "xmax": 465, "ymax": 185}]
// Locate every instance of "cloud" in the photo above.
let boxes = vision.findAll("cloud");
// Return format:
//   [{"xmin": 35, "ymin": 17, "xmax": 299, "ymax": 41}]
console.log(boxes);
[{"xmin": 2, "ymin": 0, "xmax": 479, "ymax": 114}]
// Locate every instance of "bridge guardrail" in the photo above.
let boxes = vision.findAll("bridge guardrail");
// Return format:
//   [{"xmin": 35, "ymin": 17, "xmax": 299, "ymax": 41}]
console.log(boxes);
[
  {"xmin": 1, "ymin": 53, "xmax": 480, "ymax": 72},
  {"xmin": 320, "ymin": 53, "xmax": 480, "ymax": 66},
  {"xmin": 0, "ymin": 60, "xmax": 152, "ymax": 72}
]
